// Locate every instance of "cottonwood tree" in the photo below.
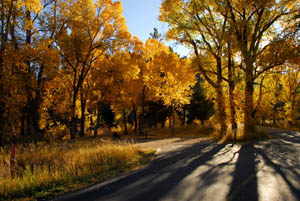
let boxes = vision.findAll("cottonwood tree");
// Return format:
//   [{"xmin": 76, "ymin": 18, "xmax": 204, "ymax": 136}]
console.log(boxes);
[
  {"xmin": 56, "ymin": 0, "xmax": 131, "ymax": 138},
  {"xmin": 224, "ymin": 0, "xmax": 299, "ymax": 134},
  {"xmin": 143, "ymin": 39, "xmax": 196, "ymax": 136},
  {"xmin": 0, "ymin": 0, "xmax": 60, "ymax": 143},
  {"xmin": 160, "ymin": 0, "xmax": 231, "ymax": 135},
  {"xmin": 160, "ymin": 0, "xmax": 300, "ymax": 137}
]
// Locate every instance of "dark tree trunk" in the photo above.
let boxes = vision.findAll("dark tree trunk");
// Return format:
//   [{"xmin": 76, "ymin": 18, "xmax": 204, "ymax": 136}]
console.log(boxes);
[
  {"xmin": 70, "ymin": 98, "xmax": 77, "ymax": 139},
  {"xmin": 261, "ymin": 116, "xmax": 265, "ymax": 126},
  {"xmin": 132, "ymin": 104, "xmax": 137, "ymax": 134},
  {"xmin": 80, "ymin": 90, "xmax": 86, "ymax": 137},
  {"xmin": 227, "ymin": 44, "xmax": 237, "ymax": 136},
  {"xmin": 94, "ymin": 102, "xmax": 101, "ymax": 137},
  {"xmin": 216, "ymin": 56, "xmax": 227, "ymax": 136},
  {"xmin": 272, "ymin": 109, "xmax": 276, "ymax": 125},
  {"xmin": 89, "ymin": 114, "xmax": 93, "ymax": 134},
  {"xmin": 30, "ymin": 63, "xmax": 46, "ymax": 136},
  {"xmin": 0, "ymin": 56, "xmax": 3, "ymax": 146},
  {"xmin": 26, "ymin": 96, "xmax": 41, "ymax": 138},
  {"xmin": 216, "ymin": 85, "xmax": 227, "ymax": 135},
  {"xmin": 171, "ymin": 106, "xmax": 175, "ymax": 136},
  {"xmin": 244, "ymin": 63, "xmax": 255, "ymax": 135},
  {"xmin": 254, "ymin": 77, "xmax": 264, "ymax": 122},
  {"xmin": 182, "ymin": 108, "xmax": 186, "ymax": 126},
  {"xmin": 20, "ymin": 108, "xmax": 25, "ymax": 136},
  {"xmin": 23, "ymin": 8, "xmax": 34, "ymax": 137},
  {"xmin": 122, "ymin": 109, "xmax": 128, "ymax": 135},
  {"xmin": 70, "ymin": 82, "xmax": 81, "ymax": 138},
  {"xmin": 139, "ymin": 85, "xmax": 146, "ymax": 137}
]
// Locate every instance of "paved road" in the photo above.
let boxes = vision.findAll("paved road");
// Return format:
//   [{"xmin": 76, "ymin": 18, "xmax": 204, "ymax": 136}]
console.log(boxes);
[{"xmin": 50, "ymin": 128, "xmax": 300, "ymax": 201}]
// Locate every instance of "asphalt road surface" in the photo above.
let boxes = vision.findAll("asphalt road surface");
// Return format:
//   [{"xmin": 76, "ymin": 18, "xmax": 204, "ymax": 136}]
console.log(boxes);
[{"xmin": 49, "ymin": 127, "xmax": 300, "ymax": 201}]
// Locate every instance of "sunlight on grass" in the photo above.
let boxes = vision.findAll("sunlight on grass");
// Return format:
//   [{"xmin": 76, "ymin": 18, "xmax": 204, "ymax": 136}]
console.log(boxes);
[
  {"xmin": 145, "ymin": 125, "xmax": 215, "ymax": 138},
  {"xmin": 0, "ymin": 139, "xmax": 155, "ymax": 201},
  {"xmin": 219, "ymin": 128, "xmax": 273, "ymax": 144}
]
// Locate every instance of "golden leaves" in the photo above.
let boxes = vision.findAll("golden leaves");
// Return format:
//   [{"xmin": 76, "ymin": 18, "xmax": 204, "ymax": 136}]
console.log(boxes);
[{"xmin": 142, "ymin": 39, "xmax": 196, "ymax": 107}]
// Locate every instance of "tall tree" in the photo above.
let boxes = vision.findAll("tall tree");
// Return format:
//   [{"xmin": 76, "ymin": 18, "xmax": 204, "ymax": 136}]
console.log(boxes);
[
  {"xmin": 143, "ymin": 38, "xmax": 196, "ymax": 136},
  {"xmin": 57, "ymin": 0, "xmax": 131, "ymax": 138},
  {"xmin": 224, "ymin": 0, "xmax": 299, "ymax": 134},
  {"xmin": 160, "ymin": 0, "xmax": 230, "ymax": 135}
]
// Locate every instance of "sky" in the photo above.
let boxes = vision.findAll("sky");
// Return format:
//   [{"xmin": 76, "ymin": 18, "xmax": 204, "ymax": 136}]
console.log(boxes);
[{"xmin": 119, "ymin": 0, "xmax": 191, "ymax": 57}]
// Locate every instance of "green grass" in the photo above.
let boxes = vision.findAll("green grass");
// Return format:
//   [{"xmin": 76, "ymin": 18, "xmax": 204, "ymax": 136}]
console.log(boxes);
[{"xmin": 0, "ymin": 139, "xmax": 155, "ymax": 201}]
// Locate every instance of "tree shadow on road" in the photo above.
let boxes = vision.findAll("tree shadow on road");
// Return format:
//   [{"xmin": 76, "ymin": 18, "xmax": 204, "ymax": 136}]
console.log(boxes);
[
  {"xmin": 227, "ymin": 143, "xmax": 259, "ymax": 201},
  {"xmin": 128, "ymin": 143, "xmax": 226, "ymax": 201},
  {"xmin": 255, "ymin": 130, "xmax": 300, "ymax": 200},
  {"xmin": 51, "ymin": 142, "xmax": 225, "ymax": 201},
  {"xmin": 51, "ymin": 130, "xmax": 300, "ymax": 201}
]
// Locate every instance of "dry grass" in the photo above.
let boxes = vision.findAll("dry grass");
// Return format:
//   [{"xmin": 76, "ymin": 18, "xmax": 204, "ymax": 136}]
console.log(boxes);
[
  {"xmin": 144, "ymin": 125, "xmax": 215, "ymax": 138},
  {"xmin": 0, "ymin": 139, "xmax": 155, "ymax": 201},
  {"xmin": 135, "ymin": 124, "xmax": 272, "ymax": 144},
  {"xmin": 219, "ymin": 128, "xmax": 273, "ymax": 144}
]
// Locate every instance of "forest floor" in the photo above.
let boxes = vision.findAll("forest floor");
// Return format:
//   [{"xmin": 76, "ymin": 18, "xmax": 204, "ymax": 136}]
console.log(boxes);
[{"xmin": 49, "ymin": 126, "xmax": 300, "ymax": 201}]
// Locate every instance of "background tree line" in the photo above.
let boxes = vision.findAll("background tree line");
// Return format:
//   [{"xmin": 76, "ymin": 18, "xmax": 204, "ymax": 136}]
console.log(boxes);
[
  {"xmin": 0, "ymin": 0, "xmax": 211, "ymax": 145},
  {"xmin": 0, "ymin": 0, "xmax": 300, "ymax": 145}
]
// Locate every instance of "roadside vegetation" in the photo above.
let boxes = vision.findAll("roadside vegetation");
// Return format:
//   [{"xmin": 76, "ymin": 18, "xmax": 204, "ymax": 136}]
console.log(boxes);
[{"xmin": 0, "ymin": 139, "xmax": 155, "ymax": 201}]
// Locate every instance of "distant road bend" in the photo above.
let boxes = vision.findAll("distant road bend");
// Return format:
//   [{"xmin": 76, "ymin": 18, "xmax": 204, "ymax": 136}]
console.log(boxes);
[{"xmin": 50, "ymin": 128, "xmax": 300, "ymax": 201}]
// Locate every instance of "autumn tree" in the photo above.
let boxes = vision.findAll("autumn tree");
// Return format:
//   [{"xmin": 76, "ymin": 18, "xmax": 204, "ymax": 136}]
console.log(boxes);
[
  {"xmin": 160, "ymin": 0, "xmax": 300, "ymax": 137},
  {"xmin": 143, "ymin": 38, "xmax": 196, "ymax": 136},
  {"xmin": 56, "ymin": 0, "xmax": 131, "ymax": 138},
  {"xmin": 223, "ymin": 0, "xmax": 299, "ymax": 134},
  {"xmin": 0, "ymin": 0, "xmax": 61, "ymax": 143},
  {"xmin": 160, "ymin": 0, "xmax": 231, "ymax": 135}
]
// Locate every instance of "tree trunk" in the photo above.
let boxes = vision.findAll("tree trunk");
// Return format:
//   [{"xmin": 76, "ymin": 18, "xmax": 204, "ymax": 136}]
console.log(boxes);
[
  {"xmin": 254, "ymin": 77, "xmax": 265, "ymax": 122},
  {"xmin": 70, "ymin": 81, "xmax": 81, "ymax": 138},
  {"xmin": 261, "ymin": 116, "xmax": 265, "ymax": 126},
  {"xmin": 171, "ymin": 106, "xmax": 175, "ymax": 136},
  {"xmin": 216, "ymin": 56, "xmax": 227, "ymax": 136},
  {"xmin": 182, "ymin": 108, "xmax": 186, "ymax": 126},
  {"xmin": 94, "ymin": 102, "xmax": 101, "ymax": 137},
  {"xmin": 0, "ymin": 77, "xmax": 3, "ymax": 145},
  {"xmin": 216, "ymin": 85, "xmax": 227, "ymax": 135},
  {"xmin": 0, "ymin": 60, "xmax": 3, "ymax": 145},
  {"xmin": 272, "ymin": 112, "xmax": 276, "ymax": 125},
  {"xmin": 80, "ymin": 89, "xmax": 86, "ymax": 137},
  {"xmin": 290, "ymin": 100, "xmax": 295, "ymax": 126},
  {"xmin": 139, "ymin": 85, "xmax": 146, "ymax": 137},
  {"xmin": 70, "ymin": 96, "xmax": 77, "ymax": 139},
  {"xmin": 132, "ymin": 104, "xmax": 137, "ymax": 134},
  {"xmin": 244, "ymin": 65, "xmax": 255, "ymax": 135},
  {"xmin": 227, "ymin": 45, "xmax": 237, "ymax": 135},
  {"xmin": 26, "ymin": 94, "xmax": 41, "ymax": 138},
  {"xmin": 122, "ymin": 109, "xmax": 128, "ymax": 135},
  {"xmin": 0, "ymin": 0, "xmax": 7, "ymax": 146},
  {"xmin": 23, "ymin": 8, "xmax": 35, "ymax": 137}
]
